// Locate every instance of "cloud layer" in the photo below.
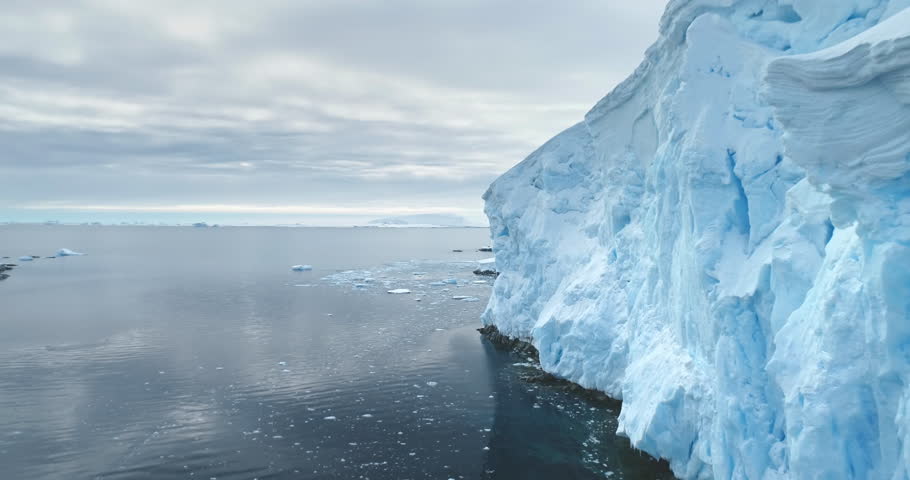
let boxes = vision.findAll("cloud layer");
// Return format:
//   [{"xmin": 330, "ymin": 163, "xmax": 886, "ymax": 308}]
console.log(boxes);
[{"xmin": 0, "ymin": 0, "xmax": 666, "ymax": 225}]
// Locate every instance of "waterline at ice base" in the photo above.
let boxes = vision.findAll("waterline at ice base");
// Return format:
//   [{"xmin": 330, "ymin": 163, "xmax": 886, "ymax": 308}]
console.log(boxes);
[{"xmin": 481, "ymin": 1, "xmax": 910, "ymax": 478}]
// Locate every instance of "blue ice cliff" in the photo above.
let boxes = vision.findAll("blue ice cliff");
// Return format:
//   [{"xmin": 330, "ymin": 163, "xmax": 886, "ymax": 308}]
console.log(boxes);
[{"xmin": 482, "ymin": 1, "xmax": 910, "ymax": 478}]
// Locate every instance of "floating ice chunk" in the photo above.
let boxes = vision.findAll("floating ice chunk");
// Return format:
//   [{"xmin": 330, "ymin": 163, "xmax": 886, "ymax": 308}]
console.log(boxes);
[
  {"xmin": 443, "ymin": 278, "xmax": 458, "ymax": 284},
  {"xmin": 55, "ymin": 248, "xmax": 85, "ymax": 257},
  {"xmin": 477, "ymin": 257, "xmax": 495, "ymax": 264},
  {"xmin": 426, "ymin": 381, "xmax": 438, "ymax": 387},
  {"xmin": 291, "ymin": 265, "xmax": 313, "ymax": 271},
  {"xmin": 387, "ymin": 289, "xmax": 411, "ymax": 294},
  {"xmin": 323, "ymin": 416, "xmax": 336, "ymax": 420},
  {"xmin": 428, "ymin": 281, "xmax": 446, "ymax": 286},
  {"xmin": 451, "ymin": 296, "xmax": 480, "ymax": 302},
  {"xmin": 18, "ymin": 256, "xmax": 33, "ymax": 261}
]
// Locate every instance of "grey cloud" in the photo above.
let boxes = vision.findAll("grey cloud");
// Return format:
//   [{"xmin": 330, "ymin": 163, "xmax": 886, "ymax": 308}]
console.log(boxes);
[{"xmin": 0, "ymin": 0, "xmax": 667, "ymax": 224}]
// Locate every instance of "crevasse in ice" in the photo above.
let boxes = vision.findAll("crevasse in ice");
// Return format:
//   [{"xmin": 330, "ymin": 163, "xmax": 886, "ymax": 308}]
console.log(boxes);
[{"xmin": 482, "ymin": 1, "xmax": 910, "ymax": 478}]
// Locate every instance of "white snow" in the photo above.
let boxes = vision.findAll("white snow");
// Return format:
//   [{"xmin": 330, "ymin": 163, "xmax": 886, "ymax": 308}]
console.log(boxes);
[
  {"xmin": 291, "ymin": 265, "xmax": 313, "ymax": 271},
  {"xmin": 482, "ymin": 2, "xmax": 910, "ymax": 479},
  {"xmin": 55, "ymin": 248, "xmax": 85, "ymax": 257},
  {"xmin": 387, "ymin": 289, "xmax": 411, "ymax": 294}
]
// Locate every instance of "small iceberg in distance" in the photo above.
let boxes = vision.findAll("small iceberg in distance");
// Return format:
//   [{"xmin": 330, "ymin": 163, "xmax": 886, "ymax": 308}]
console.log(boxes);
[
  {"xmin": 453, "ymin": 295, "xmax": 481, "ymax": 302},
  {"xmin": 387, "ymin": 288, "xmax": 411, "ymax": 294},
  {"xmin": 18, "ymin": 256, "xmax": 34, "ymax": 261},
  {"xmin": 477, "ymin": 257, "xmax": 495, "ymax": 265},
  {"xmin": 291, "ymin": 265, "xmax": 313, "ymax": 271},
  {"xmin": 56, "ymin": 248, "xmax": 85, "ymax": 257}
]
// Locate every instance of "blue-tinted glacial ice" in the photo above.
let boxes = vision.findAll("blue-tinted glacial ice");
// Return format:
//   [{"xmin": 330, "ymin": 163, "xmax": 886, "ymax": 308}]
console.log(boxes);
[{"xmin": 482, "ymin": 2, "xmax": 910, "ymax": 479}]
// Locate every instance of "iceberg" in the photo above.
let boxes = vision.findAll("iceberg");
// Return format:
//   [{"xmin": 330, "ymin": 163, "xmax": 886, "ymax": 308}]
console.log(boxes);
[
  {"xmin": 18, "ymin": 256, "xmax": 33, "ymax": 262},
  {"xmin": 291, "ymin": 265, "xmax": 313, "ymax": 271},
  {"xmin": 387, "ymin": 288, "xmax": 411, "ymax": 294},
  {"xmin": 55, "ymin": 248, "xmax": 85, "ymax": 257},
  {"xmin": 482, "ymin": 1, "xmax": 910, "ymax": 479}
]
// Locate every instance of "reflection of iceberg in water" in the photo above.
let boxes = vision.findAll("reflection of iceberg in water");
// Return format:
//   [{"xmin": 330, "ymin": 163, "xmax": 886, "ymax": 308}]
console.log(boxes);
[{"xmin": 477, "ymin": 338, "xmax": 673, "ymax": 479}]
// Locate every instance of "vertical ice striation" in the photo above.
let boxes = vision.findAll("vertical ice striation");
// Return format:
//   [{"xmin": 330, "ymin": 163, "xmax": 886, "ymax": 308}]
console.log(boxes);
[{"xmin": 482, "ymin": 1, "xmax": 910, "ymax": 478}]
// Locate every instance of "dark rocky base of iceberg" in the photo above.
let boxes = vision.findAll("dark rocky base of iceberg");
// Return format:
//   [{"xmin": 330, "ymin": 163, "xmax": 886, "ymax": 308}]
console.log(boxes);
[
  {"xmin": 472, "ymin": 269, "xmax": 499, "ymax": 277},
  {"xmin": 478, "ymin": 325, "xmax": 622, "ymax": 407}
]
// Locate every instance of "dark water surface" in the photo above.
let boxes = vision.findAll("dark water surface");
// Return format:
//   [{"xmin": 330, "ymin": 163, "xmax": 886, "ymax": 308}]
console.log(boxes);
[{"xmin": 0, "ymin": 225, "xmax": 672, "ymax": 479}]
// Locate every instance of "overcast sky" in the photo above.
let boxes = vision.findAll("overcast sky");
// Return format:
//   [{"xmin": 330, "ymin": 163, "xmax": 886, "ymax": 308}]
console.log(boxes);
[{"xmin": 1, "ymin": 0, "xmax": 667, "ymax": 226}]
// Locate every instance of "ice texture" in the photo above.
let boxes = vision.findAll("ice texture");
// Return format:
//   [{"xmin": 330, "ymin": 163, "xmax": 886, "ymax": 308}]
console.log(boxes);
[{"xmin": 482, "ymin": 2, "xmax": 910, "ymax": 479}]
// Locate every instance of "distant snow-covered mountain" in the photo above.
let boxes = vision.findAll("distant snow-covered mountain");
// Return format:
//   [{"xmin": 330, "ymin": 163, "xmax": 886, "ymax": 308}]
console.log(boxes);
[{"xmin": 367, "ymin": 214, "xmax": 477, "ymax": 227}]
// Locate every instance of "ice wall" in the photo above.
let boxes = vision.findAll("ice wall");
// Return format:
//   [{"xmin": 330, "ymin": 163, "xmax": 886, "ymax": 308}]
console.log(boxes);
[{"xmin": 482, "ymin": 1, "xmax": 910, "ymax": 478}]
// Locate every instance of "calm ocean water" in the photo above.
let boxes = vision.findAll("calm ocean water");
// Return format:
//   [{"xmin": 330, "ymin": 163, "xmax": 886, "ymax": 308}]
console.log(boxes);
[{"xmin": 0, "ymin": 225, "xmax": 672, "ymax": 480}]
